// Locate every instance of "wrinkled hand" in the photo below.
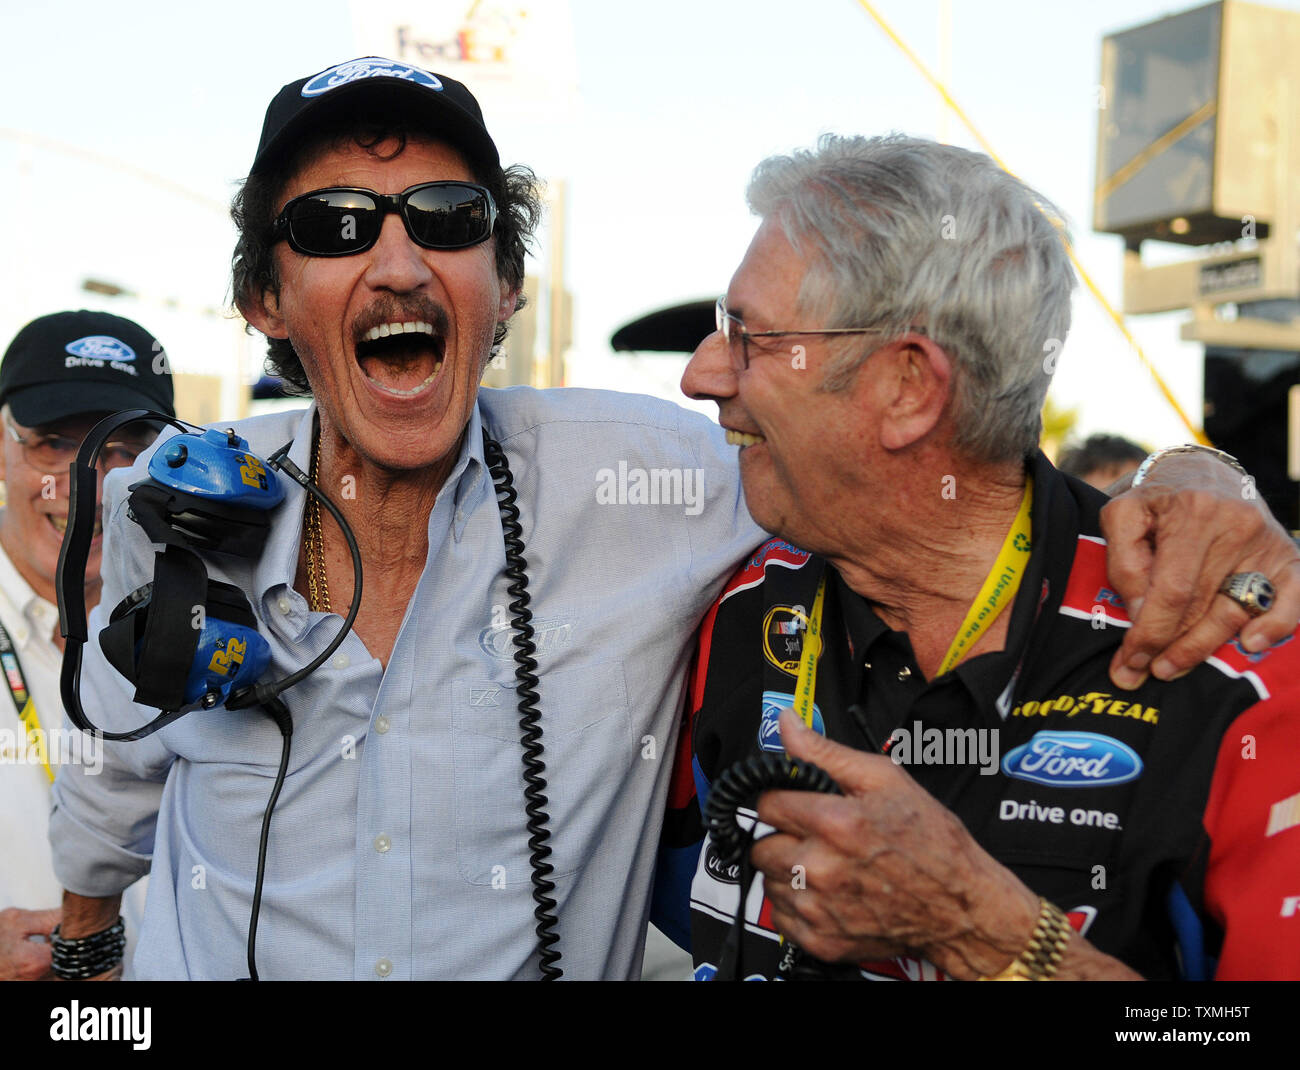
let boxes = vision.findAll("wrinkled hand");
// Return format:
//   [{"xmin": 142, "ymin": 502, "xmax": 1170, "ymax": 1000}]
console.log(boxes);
[
  {"xmin": 1101, "ymin": 452, "xmax": 1300, "ymax": 690},
  {"xmin": 0, "ymin": 906, "xmax": 60, "ymax": 981},
  {"xmin": 750, "ymin": 712, "xmax": 1038, "ymax": 978}
]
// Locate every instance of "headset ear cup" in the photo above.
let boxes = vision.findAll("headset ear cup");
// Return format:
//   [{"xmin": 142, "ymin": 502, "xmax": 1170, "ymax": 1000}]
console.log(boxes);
[
  {"xmin": 120, "ymin": 548, "xmax": 208, "ymax": 710},
  {"xmin": 99, "ymin": 586, "xmax": 152, "ymax": 687},
  {"xmin": 128, "ymin": 481, "xmax": 274, "ymax": 558}
]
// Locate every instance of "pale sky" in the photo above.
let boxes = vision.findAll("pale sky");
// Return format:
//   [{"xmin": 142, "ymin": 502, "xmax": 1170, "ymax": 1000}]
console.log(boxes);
[{"xmin": 3, "ymin": 0, "xmax": 1294, "ymax": 447}]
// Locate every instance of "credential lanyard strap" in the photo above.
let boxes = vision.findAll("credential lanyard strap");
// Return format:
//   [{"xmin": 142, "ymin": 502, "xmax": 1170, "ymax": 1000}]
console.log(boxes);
[
  {"xmin": 791, "ymin": 478, "xmax": 1033, "ymax": 716},
  {"xmin": 0, "ymin": 618, "xmax": 52, "ymax": 781}
]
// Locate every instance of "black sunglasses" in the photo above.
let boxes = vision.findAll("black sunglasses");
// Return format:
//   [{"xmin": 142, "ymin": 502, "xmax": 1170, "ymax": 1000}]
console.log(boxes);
[{"xmin": 271, "ymin": 181, "xmax": 498, "ymax": 257}]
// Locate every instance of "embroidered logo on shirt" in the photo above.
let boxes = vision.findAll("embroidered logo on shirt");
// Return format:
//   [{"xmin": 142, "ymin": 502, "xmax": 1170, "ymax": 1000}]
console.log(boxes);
[
  {"xmin": 1008, "ymin": 690, "xmax": 1160, "ymax": 725},
  {"xmin": 1001, "ymin": 731, "xmax": 1143, "ymax": 788},
  {"xmin": 758, "ymin": 691, "xmax": 824, "ymax": 752},
  {"xmin": 762, "ymin": 605, "xmax": 809, "ymax": 676},
  {"xmin": 478, "ymin": 618, "xmax": 573, "ymax": 659}
]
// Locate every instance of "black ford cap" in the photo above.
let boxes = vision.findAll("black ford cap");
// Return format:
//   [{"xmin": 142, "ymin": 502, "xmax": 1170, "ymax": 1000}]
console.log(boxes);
[
  {"xmin": 250, "ymin": 56, "xmax": 500, "ymax": 176},
  {"xmin": 0, "ymin": 310, "xmax": 176, "ymax": 427}
]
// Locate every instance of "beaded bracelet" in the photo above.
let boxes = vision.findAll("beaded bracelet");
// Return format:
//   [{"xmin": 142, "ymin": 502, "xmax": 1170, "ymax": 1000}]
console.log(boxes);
[{"xmin": 50, "ymin": 917, "xmax": 126, "ymax": 980}]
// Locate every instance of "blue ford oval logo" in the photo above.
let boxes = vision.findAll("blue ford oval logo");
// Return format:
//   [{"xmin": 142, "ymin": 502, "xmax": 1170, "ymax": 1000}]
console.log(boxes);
[
  {"xmin": 65, "ymin": 335, "xmax": 136, "ymax": 362},
  {"xmin": 1002, "ymin": 731, "xmax": 1142, "ymax": 788},
  {"xmin": 758, "ymin": 690, "xmax": 824, "ymax": 752},
  {"xmin": 302, "ymin": 58, "xmax": 442, "ymax": 97}
]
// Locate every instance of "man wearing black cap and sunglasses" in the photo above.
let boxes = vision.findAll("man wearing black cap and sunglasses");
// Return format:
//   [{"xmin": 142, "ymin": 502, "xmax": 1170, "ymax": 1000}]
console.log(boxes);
[
  {"xmin": 45, "ymin": 57, "xmax": 1300, "ymax": 981},
  {"xmin": 0, "ymin": 310, "xmax": 172, "ymax": 980}
]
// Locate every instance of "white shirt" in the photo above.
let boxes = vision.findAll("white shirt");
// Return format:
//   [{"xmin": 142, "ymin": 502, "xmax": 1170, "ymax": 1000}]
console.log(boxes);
[
  {"xmin": 0, "ymin": 532, "xmax": 146, "ymax": 970},
  {"xmin": 0, "ymin": 535, "xmax": 69, "ymax": 910}
]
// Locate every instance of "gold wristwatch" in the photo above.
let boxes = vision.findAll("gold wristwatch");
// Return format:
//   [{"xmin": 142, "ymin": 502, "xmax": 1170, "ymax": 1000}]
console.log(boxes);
[
  {"xmin": 1130, "ymin": 444, "xmax": 1246, "ymax": 488},
  {"xmin": 978, "ymin": 897, "xmax": 1071, "ymax": 981}
]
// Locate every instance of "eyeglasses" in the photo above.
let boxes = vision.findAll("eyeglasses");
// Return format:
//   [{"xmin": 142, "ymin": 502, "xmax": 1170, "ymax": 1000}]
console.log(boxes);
[
  {"xmin": 715, "ymin": 296, "xmax": 927, "ymax": 373},
  {"xmin": 272, "ymin": 181, "xmax": 499, "ymax": 257},
  {"xmin": 5, "ymin": 416, "xmax": 151, "ymax": 474}
]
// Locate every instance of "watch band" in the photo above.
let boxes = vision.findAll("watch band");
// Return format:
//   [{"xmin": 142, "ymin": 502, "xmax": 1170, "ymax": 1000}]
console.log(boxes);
[
  {"xmin": 978, "ymin": 898, "xmax": 1071, "ymax": 981},
  {"xmin": 1130, "ymin": 444, "xmax": 1247, "ymax": 488}
]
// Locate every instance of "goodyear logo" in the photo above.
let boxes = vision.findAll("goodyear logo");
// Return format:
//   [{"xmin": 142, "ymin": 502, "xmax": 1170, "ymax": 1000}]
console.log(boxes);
[{"xmin": 1009, "ymin": 690, "xmax": 1159, "ymax": 725}]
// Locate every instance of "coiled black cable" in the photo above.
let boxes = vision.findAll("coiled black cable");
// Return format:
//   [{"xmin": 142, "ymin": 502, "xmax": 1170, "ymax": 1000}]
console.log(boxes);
[
  {"xmin": 482, "ymin": 430, "xmax": 562, "ymax": 980},
  {"xmin": 703, "ymin": 752, "xmax": 842, "ymax": 867},
  {"xmin": 703, "ymin": 751, "xmax": 842, "ymax": 980}
]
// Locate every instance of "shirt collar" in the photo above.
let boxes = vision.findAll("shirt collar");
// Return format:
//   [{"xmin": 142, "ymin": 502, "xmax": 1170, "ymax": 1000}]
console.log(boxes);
[{"xmin": 251, "ymin": 401, "xmax": 491, "ymax": 621}]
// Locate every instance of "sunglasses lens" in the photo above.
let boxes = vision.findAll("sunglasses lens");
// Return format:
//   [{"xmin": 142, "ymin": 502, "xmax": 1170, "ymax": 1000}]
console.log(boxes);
[
  {"xmin": 287, "ymin": 191, "xmax": 380, "ymax": 255},
  {"xmin": 404, "ymin": 183, "xmax": 493, "ymax": 248}
]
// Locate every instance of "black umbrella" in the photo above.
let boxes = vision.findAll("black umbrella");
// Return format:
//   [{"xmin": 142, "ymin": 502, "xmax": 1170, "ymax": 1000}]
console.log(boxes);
[{"xmin": 610, "ymin": 299, "xmax": 715, "ymax": 354}]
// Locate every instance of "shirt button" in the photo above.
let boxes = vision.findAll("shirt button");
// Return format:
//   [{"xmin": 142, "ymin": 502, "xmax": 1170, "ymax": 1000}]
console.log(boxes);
[
  {"xmin": 455, "ymin": 509, "xmax": 466, "ymax": 524},
  {"xmin": 277, "ymin": 597, "xmax": 291, "ymax": 615},
  {"xmin": 863, "ymin": 661, "xmax": 872, "ymax": 670},
  {"xmin": 374, "ymin": 716, "xmax": 390, "ymax": 735},
  {"xmin": 375, "ymin": 958, "xmax": 392, "ymax": 978},
  {"xmin": 374, "ymin": 834, "xmax": 392, "ymax": 853},
  {"xmin": 332, "ymin": 653, "xmax": 349, "ymax": 669}
]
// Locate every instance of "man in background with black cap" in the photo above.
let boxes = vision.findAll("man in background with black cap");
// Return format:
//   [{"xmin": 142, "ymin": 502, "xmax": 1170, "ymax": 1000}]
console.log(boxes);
[
  {"xmin": 0, "ymin": 310, "xmax": 173, "ymax": 980},
  {"xmin": 46, "ymin": 58, "xmax": 1300, "ymax": 981}
]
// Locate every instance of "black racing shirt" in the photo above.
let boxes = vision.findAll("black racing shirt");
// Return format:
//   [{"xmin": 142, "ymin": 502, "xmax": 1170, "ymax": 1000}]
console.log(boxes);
[{"xmin": 657, "ymin": 452, "xmax": 1300, "ymax": 981}]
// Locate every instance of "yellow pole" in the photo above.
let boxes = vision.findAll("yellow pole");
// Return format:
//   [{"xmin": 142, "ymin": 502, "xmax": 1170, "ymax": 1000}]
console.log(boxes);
[{"xmin": 853, "ymin": 0, "xmax": 1209, "ymax": 444}]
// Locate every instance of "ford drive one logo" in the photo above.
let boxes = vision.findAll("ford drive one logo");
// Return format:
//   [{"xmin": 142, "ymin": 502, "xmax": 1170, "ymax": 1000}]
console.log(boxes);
[
  {"xmin": 65, "ymin": 335, "xmax": 136, "ymax": 362},
  {"xmin": 1002, "ymin": 731, "xmax": 1142, "ymax": 788},
  {"xmin": 758, "ymin": 691, "xmax": 823, "ymax": 752},
  {"xmin": 302, "ymin": 58, "xmax": 443, "ymax": 97}
]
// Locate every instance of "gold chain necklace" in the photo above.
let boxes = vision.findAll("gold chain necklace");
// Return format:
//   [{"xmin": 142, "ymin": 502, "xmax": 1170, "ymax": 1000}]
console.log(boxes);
[{"xmin": 305, "ymin": 431, "xmax": 331, "ymax": 613}]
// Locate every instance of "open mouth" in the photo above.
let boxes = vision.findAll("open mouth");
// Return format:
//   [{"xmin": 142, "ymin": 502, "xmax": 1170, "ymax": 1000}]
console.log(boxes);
[
  {"xmin": 354, "ymin": 320, "xmax": 446, "ymax": 397},
  {"xmin": 725, "ymin": 430, "xmax": 766, "ymax": 448},
  {"xmin": 49, "ymin": 515, "xmax": 101, "ymax": 537}
]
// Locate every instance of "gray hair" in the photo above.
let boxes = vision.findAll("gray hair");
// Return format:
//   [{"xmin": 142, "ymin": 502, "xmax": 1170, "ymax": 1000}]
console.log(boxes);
[{"xmin": 746, "ymin": 133, "xmax": 1075, "ymax": 464}]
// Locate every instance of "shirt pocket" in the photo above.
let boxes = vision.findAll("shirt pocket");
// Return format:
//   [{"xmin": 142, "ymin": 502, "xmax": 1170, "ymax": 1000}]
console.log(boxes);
[{"xmin": 451, "ymin": 660, "xmax": 633, "ymax": 885}]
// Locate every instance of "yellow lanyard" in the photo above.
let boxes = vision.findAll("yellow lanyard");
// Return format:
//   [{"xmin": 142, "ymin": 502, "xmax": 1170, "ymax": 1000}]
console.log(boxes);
[
  {"xmin": 791, "ymin": 479, "xmax": 1033, "ymax": 713},
  {"xmin": 0, "ymin": 625, "xmax": 53, "ymax": 781},
  {"xmin": 17, "ymin": 699, "xmax": 53, "ymax": 782},
  {"xmin": 791, "ymin": 577, "xmax": 827, "ymax": 729},
  {"xmin": 935, "ymin": 478, "xmax": 1033, "ymax": 677}
]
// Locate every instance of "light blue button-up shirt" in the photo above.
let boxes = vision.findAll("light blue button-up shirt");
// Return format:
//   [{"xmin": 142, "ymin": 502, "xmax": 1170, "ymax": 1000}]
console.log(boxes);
[{"xmin": 50, "ymin": 386, "xmax": 763, "ymax": 979}]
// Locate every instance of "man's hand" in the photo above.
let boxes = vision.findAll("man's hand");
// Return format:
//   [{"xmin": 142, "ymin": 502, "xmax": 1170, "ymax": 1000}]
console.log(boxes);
[
  {"xmin": 1101, "ymin": 451, "xmax": 1300, "ymax": 690},
  {"xmin": 0, "ymin": 906, "xmax": 60, "ymax": 980},
  {"xmin": 751, "ymin": 712, "xmax": 1139, "ymax": 979}
]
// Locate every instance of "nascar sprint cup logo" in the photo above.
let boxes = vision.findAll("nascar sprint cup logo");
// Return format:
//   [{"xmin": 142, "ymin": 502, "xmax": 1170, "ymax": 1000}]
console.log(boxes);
[
  {"xmin": 302, "ymin": 58, "xmax": 443, "ymax": 96},
  {"xmin": 1001, "ymin": 731, "xmax": 1142, "ymax": 787}
]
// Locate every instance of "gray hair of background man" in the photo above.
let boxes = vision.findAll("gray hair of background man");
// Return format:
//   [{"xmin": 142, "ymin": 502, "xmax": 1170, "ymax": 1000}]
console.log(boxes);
[{"xmin": 746, "ymin": 133, "xmax": 1077, "ymax": 464}]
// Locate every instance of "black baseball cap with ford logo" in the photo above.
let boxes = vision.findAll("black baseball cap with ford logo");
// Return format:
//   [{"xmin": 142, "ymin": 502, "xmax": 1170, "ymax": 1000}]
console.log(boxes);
[
  {"xmin": 251, "ymin": 56, "xmax": 501, "ymax": 176},
  {"xmin": 0, "ymin": 310, "xmax": 176, "ymax": 427}
]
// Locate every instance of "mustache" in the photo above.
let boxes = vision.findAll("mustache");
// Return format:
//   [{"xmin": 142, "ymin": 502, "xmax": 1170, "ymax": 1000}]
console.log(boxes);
[{"xmin": 352, "ymin": 297, "xmax": 450, "ymax": 342}]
